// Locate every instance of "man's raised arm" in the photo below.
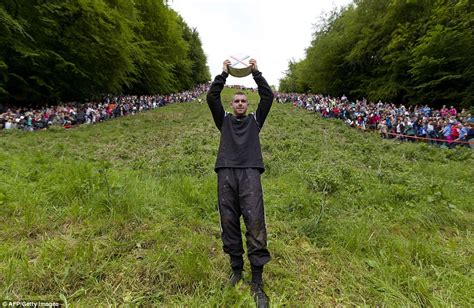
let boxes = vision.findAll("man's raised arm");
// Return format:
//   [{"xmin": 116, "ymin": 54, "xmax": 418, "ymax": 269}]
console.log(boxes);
[
  {"xmin": 206, "ymin": 60, "xmax": 231, "ymax": 130},
  {"xmin": 251, "ymin": 59, "xmax": 274, "ymax": 130}
]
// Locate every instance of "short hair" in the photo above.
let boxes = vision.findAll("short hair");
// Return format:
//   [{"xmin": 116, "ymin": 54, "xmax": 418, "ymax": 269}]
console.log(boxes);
[{"xmin": 232, "ymin": 92, "xmax": 247, "ymax": 103}]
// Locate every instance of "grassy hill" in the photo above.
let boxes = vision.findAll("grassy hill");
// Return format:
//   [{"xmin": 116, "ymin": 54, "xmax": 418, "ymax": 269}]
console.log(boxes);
[{"xmin": 0, "ymin": 88, "xmax": 473, "ymax": 306}]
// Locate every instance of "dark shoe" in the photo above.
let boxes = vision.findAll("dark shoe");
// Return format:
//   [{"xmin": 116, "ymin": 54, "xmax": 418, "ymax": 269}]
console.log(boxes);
[
  {"xmin": 251, "ymin": 283, "xmax": 269, "ymax": 308},
  {"xmin": 229, "ymin": 271, "xmax": 242, "ymax": 287}
]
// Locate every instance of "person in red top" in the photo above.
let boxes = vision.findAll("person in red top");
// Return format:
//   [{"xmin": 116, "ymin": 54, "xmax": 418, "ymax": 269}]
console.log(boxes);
[
  {"xmin": 374, "ymin": 112, "xmax": 381, "ymax": 126},
  {"xmin": 449, "ymin": 106, "xmax": 457, "ymax": 116},
  {"xmin": 440, "ymin": 105, "xmax": 449, "ymax": 117},
  {"xmin": 450, "ymin": 121, "xmax": 460, "ymax": 148},
  {"xmin": 322, "ymin": 107, "xmax": 329, "ymax": 118},
  {"xmin": 107, "ymin": 102, "xmax": 116, "ymax": 117},
  {"xmin": 368, "ymin": 113, "xmax": 377, "ymax": 130}
]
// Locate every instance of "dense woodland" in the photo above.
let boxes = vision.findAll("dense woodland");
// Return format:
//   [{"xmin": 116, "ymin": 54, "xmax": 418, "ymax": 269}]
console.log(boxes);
[
  {"xmin": 2, "ymin": 0, "xmax": 473, "ymax": 108},
  {"xmin": 279, "ymin": 0, "xmax": 474, "ymax": 108},
  {"xmin": 0, "ymin": 0, "xmax": 210, "ymax": 106}
]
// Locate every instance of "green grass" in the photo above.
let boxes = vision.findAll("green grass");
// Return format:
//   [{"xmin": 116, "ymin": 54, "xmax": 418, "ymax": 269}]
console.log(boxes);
[{"xmin": 0, "ymin": 89, "xmax": 473, "ymax": 306}]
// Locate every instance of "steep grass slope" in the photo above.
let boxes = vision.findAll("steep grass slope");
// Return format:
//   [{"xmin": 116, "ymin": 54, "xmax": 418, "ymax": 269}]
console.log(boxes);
[{"xmin": 0, "ymin": 88, "xmax": 473, "ymax": 306}]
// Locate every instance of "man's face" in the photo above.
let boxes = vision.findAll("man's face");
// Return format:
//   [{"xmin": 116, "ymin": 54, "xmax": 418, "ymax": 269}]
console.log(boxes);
[{"xmin": 230, "ymin": 94, "xmax": 249, "ymax": 116}]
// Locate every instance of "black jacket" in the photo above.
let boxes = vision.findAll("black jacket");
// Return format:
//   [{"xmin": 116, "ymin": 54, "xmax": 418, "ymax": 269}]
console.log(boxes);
[{"xmin": 207, "ymin": 70, "xmax": 274, "ymax": 173}]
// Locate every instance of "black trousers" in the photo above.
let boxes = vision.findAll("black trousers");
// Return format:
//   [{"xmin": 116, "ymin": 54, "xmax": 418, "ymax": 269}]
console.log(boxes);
[{"xmin": 217, "ymin": 168, "xmax": 271, "ymax": 268}]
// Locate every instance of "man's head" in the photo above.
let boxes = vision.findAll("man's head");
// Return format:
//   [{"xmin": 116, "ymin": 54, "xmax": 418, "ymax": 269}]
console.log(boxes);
[{"xmin": 230, "ymin": 92, "xmax": 249, "ymax": 116}]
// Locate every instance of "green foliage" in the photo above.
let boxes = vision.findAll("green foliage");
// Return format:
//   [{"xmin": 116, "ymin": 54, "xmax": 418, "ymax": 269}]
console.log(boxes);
[
  {"xmin": 279, "ymin": 59, "xmax": 309, "ymax": 93},
  {"xmin": 182, "ymin": 23, "xmax": 211, "ymax": 85},
  {"xmin": 409, "ymin": 0, "xmax": 474, "ymax": 106},
  {"xmin": 129, "ymin": 0, "xmax": 187, "ymax": 94},
  {"xmin": 280, "ymin": 0, "xmax": 474, "ymax": 108},
  {"xmin": 0, "ymin": 0, "xmax": 210, "ymax": 105},
  {"xmin": 0, "ymin": 89, "xmax": 472, "ymax": 305}
]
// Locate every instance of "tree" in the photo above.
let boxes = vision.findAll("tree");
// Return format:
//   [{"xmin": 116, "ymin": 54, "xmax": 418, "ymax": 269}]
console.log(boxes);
[
  {"xmin": 279, "ymin": 0, "xmax": 474, "ymax": 108},
  {"xmin": 0, "ymin": 0, "xmax": 210, "ymax": 105},
  {"xmin": 408, "ymin": 0, "xmax": 474, "ymax": 108}
]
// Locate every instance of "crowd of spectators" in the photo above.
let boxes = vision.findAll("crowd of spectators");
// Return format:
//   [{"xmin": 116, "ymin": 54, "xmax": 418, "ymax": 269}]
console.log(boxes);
[
  {"xmin": 0, "ymin": 84, "xmax": 209, "ymax": 131},
  {"xmin": 276, "ymin": 93, "xmax": 474, "ymax": 148},
  {"xmin": 2, "ymin": 85, "xmax": 473, "ymax": 149},
  {"xmin": 226, "ymin": 85, "xmax": 257, "ymax": 91}
]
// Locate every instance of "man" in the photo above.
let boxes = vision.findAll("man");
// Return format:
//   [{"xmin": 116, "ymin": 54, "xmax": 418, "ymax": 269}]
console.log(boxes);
[{"xmin": 207, "ymin": 59, "xmax": 273, "ymax": 308}]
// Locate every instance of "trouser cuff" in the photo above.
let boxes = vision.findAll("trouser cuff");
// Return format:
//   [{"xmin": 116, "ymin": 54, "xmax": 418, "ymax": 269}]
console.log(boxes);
[{"xmin": 230, "ymin": 255, "xmax": 244, "ymax": 270}]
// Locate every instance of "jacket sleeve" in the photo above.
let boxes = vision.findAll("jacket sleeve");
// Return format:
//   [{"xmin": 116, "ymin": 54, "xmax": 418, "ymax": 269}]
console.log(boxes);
[
  {"xmin": 206, "ymin": 72, "xmax": 228, "ymax": 130},
  {"xmin": 253, "ymin": 70, "xmax": 274, "ymax": 130}
]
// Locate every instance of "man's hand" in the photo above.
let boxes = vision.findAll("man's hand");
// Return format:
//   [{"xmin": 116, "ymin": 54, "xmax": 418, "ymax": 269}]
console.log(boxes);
[
  {"xmin": 223, "ymin": 59, "xmax": 231, "ymax": 73},
  {"xmin": 249, "ymin": 59, "xmax": 258, "ymax": 72}
]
